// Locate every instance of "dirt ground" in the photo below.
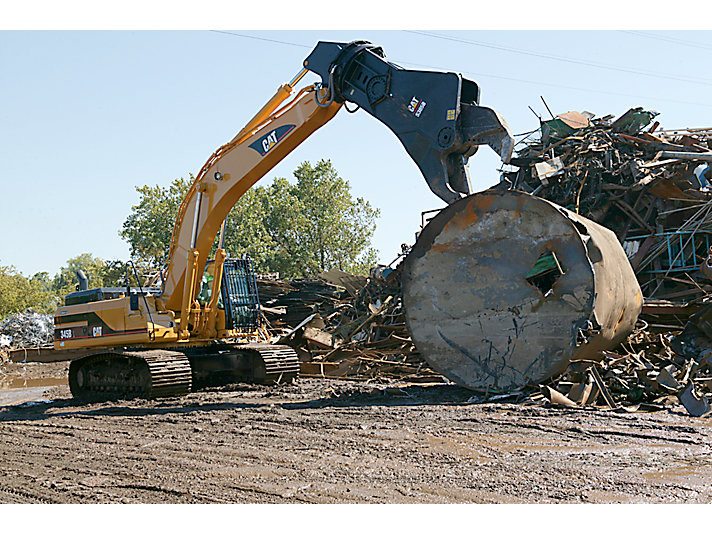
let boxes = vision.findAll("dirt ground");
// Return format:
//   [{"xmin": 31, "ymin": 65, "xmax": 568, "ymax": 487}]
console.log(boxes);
[{"xmin": 1, "ymin": 360, "xmax": 711, "ymax": 503}]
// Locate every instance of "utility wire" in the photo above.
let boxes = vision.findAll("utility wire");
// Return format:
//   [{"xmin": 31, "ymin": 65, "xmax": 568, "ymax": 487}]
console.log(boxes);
[
  {"xmin": 620, "ymin": 30, "xmax": 712, "ymax": 52},
  {"xmin": 209, "ymin": 30, "xmax": 712, "ymax": 109},
  {"xmin": 209, "ymin": 30, "xmax": 310, "ymax": 48},
  {"xmin": 405, "ymin": 30, "xmax": 712, "ymax": 87},
  {"xmin": 396, "ymin": 59, "xmax": 712, "ymax": 110}
]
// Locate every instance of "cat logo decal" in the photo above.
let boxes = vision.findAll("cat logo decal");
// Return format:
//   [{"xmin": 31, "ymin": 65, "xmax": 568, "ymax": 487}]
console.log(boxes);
[{"xmin": 249, "ymin": 124, "xmax": 296, "ymax": 156}]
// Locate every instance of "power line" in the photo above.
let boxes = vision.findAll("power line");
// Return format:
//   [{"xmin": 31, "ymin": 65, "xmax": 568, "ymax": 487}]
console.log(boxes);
[
  {"xmin": 620, "ymin": 30, "xmax": 712, "ymax": 52},
  {"xmin": 208, "ymin": 30, "xmax": 712, "ymax": 109},
  {"xmin": 209, "ymin": 30, "xmax": 310, "ymax": 49},
  {"xmin": 396, "ymin": 59, "xmax": 712, "ymax": 110},
  {"xmin": 405, "ymin": 30, "xmax": 712, "ymax": 87}
]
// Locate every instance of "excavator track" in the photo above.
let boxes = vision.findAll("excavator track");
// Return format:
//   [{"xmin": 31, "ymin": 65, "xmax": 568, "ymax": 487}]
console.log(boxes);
[
  {"xmin": 68, "ymin": 350, "xmax": 192, "ymax": 400},
  {"xmin": 187, "ymin": 343, "xmax": 300, "ymax": 389},
  {"xmin": 240, "ymin": 343, "xmax": 300, "ymax": 384},
  {"xmin": 68, "ymin": 344, "xmax": 298, "ymax": 401}
]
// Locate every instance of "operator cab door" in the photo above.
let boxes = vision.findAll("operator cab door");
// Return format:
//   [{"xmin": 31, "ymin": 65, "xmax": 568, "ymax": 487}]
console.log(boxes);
[{"xmin": 198, "ymin": 258, "xmax": 261, "ymax": 332}]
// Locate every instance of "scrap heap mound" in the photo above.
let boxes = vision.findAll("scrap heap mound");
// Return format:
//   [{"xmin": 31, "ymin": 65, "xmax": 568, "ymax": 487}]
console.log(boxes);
[
  {"xmin": 257, "ymin": 106, "xmax": 712, "ymax": 416},
  {"xmin": 500, "ymin": 107, "xmax": 712, "ymax": 309},
  {"xmin": 491, "ymin": 107, "xmax": 712, "ymax": 415},
  {"xmin": 0, "ymin": 310, "xmax": 54, "ymax": 362},
  {"xmin": 257, "ymin": 266, "xmax": 442, "ymax": 384}
]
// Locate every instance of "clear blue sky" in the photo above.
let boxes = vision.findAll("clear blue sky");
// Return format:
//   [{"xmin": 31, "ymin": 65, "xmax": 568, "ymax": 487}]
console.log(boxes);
[{"xmin": 3, "ymin": 30, "xmax": 712, "ymax": 277}]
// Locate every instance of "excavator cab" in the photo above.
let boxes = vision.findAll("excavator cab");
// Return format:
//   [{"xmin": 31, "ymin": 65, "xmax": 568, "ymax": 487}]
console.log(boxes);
[
  {"xmin": 220, "ymin": 258, "xmax": 261, "ymax": 331},
  {"xmin": 197, "ymin": 258, "xmax": 262, "ymax": 332}
]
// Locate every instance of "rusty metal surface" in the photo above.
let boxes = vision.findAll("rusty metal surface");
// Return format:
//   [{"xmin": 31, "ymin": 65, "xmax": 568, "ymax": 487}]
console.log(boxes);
[{"xmin": 402, "ymin": 190, "xmax": 642, "ymax": 391}]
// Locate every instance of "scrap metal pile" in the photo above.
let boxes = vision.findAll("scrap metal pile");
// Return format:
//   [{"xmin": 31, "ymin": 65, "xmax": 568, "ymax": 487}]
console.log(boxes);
[
  {"xmin": 258, "ymin": 267, "xmax": 443, "ymax": 383},
  {"xmin": 261, "ymin": 266, "xmax": 712, "ymax": 416},
  {"xmin": 500, "ymin": 107, "xmax": 712, "ymax": 313},
  {"xmin": 251, "ymin": 106, "xmax": 712, "ymax": 416},
  {"xmin": 482, "ymin": 105, "xmax": 712, "ymax": 415},
  {"xmin": 0, "ymin": 311, "xmax": 54, "ymax": 361}
]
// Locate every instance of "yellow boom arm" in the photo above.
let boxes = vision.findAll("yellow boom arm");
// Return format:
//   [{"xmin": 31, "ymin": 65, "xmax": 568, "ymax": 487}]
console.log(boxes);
[
  {"xmin": 155, "ymin": 39, "xmax": 513, "ymax": 339},
  {"xmin": 159, "ymin": 78, "xmax": 341, "ymax": 319}
]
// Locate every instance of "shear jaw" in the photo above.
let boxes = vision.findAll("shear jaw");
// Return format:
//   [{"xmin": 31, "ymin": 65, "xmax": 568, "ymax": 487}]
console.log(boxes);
[{"xmin": 426, "ymin": 105, "xmax": 515, "ymax": 204}]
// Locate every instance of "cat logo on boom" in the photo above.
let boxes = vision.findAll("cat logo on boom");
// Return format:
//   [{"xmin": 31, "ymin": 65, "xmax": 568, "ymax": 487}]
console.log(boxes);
[{"xmin": 249, "ymin": 124, "xmax": 296, "ymax": 156}]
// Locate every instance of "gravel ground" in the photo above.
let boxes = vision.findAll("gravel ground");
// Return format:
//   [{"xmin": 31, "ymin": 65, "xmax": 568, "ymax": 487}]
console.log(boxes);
[{"xmin": 1, "ymin": 361, "xmax": 711, "ymax": 503}]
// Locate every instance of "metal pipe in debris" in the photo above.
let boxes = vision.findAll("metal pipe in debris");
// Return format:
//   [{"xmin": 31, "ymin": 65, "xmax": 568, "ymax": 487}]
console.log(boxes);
[{"xmin": 659, "ymin": 151, "xmax": 712, "ymax": 161}]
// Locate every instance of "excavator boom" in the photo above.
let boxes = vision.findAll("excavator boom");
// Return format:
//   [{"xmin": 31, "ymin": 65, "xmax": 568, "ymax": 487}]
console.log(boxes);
[{"xmin": 161, "ymin": 39, "xmax": 513, "ymax": 313}]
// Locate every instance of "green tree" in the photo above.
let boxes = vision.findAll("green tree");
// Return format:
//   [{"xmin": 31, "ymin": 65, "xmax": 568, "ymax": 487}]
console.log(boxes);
[
  {"xmin": 50, "ymin": 254, "xmax": 147, "ymax": 298},
  {"xmin": 223, "ymin": 160, "xmax": 380, "ymax": 277},
  {"xmin": 120, "ymin": 177, "xmax": 190, "ymax": 268},
  {"xmin": 0, "ymin": 265, "xmax": 57, "ymax": 318},
  {"xmin": 120, "ymin": 160, "xmax": 379, "ymax": 279},
  {"xmin": 293, "ymin": 160, "xmax": 379, "ymax": 275}
]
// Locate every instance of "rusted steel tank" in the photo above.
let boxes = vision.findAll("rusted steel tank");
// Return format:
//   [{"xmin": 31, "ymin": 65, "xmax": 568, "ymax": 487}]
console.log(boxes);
[{"xmin": 402, "ymin": 190, "xmax": 642, "ymax": 391}]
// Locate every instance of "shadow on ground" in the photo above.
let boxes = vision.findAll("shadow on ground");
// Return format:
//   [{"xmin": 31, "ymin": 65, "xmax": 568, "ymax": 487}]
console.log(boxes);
[{"xmin": 0, "ymin": 383, "xmax": 476, "ymax": 423}]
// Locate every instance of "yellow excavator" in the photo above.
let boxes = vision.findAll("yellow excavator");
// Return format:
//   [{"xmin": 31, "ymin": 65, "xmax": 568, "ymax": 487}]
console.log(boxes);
[{"xmin": 54, "ymin": 40, "xmax": 514, "ymax": 400}]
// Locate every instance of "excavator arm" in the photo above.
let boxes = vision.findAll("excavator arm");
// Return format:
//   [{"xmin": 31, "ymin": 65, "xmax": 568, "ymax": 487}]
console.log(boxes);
[
  {"xmin": 159, "ymin": 40, "xmax": 514, "ymax": 337},
  {"xmin": 161, "ymin": 81, "xmax": 341, "ymax": 315}
]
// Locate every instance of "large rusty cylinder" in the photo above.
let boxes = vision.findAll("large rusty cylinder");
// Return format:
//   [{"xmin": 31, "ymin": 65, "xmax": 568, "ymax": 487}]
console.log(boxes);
[{"xmin": 402, "ymin": 190, "xmax": 642, "ymax": 391}]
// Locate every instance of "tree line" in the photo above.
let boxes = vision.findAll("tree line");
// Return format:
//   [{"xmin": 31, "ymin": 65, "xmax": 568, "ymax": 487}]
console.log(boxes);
[{"xmin": 0, "ymin": 160, "xmax": 379, "ymax": 319}]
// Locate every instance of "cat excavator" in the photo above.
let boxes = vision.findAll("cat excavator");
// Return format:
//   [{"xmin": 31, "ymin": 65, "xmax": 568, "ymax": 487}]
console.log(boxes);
[{"xmin": 54, "ymin": 40, "xmax": 514, "ymax": 400}]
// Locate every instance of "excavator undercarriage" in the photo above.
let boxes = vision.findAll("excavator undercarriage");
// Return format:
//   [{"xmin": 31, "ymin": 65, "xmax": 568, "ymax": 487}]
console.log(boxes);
[{"xmin": 68, "ymin": 344, "xmax": 299, "ymax": 400}]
